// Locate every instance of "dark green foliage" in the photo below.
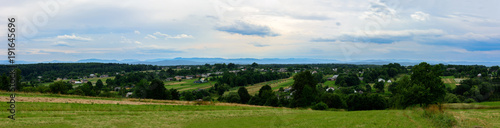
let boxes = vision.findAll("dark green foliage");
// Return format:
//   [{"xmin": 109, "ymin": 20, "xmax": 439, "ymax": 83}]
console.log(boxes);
[
  {"xmin": 291, "ymin": 71, "xmax": 318, "ymax": 107},
  {"xmin": 365, "ymin": 84, "xmax": 372, "ymax": 93},
  {"xmin": 320, "ymin": 93, "xmax": 346, "ymax": 109},
  {"xmin": 170, "ymin": 88, "xmax": 180, "ymax": 100},
  {"xmin": 390, "ymin": 62, "xmax": 446, "ymax": 108},
  {"xmin": 95, "ymin": 79, "xmax": 104, "ymax": 91},
  {"xmin": 311, "ymin": 102, "xmax": 328, "ymax": 110},
  {"xmin": 444, "ymin": 93, "xmax": 460, "ymax": 103},
  {"xmin": 335, "ymin": 74, "xmax": 360, "ymax": 87},
  {"xmin": 346, "ymin": 93, "xmax": 387, "ymax": 111},
  {"xmin": 182, "ymin": 91, "xmax": 194, "ymax": 101},
  {"xmin": 221, "ymin": 92, "xmax": 240, "ymax": 103},
  {"xmin": 374, "ymin": 81, "xmax": 384, "ymax": 93},
  {"xmin": 49, "ymin": 81, "xmax": 72, "ymax": 94},
  {"xmin": 147, "ymin": 79, "xmax": 167, "ymax": 99},
  {"xmin": 238, "ymin": 87, "xmax": 251, "ymax": 104}
]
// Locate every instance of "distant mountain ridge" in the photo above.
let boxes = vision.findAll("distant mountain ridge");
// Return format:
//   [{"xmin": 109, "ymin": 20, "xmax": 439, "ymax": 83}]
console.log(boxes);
[{"xmin": 1, "ymin": 58, "xmax": 498, "ymax": 66}]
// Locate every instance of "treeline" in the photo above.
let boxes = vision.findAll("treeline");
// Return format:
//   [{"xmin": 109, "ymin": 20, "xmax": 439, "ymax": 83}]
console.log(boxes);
[
  {"xmin": 0, "ymin": 63, "xmax": 159, "ymax": 82},
  {"xmin": 217, "ymin": 70, "xmax": 388, "ymax": 110}
]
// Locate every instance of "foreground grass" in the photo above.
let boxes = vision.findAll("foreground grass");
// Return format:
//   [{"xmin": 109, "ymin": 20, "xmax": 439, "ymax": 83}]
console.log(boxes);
[{"xmin": 0, "ymin": 102, "xmax": 439, "ymax": 128}]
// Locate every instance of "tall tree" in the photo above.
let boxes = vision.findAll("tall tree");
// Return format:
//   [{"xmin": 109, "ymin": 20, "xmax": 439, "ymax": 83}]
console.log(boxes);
[
  {"xmin": 148, "ymin": 79, "xmax": 167, "ymax": 99},
  {"xmin": 238, "ymin": 87, "xmax": 251, "ymax": 104},
  {"xmin": 391, "ymin": 62, "xmax": 446, "ymax": 108},
  {"xmin": 291, "ymin": 71, "xmax": 318, "ymax": 107}
]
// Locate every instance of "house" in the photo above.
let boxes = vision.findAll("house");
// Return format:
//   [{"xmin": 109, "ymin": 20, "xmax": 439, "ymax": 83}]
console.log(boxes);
[
  {"xmin": 279, "ymin": 68, "xmax": 287, "ymax": 72},
  {"xmin": 194, "ymin": 78, "xmax": 207, "ymax": 83},
  {"xmin": 186, "ymin": 75, "xmax": 194, "ymax": 79},
  {"xmin": 82, "ymin": 79, "xmax": 89, "ymax": 83},
  {"xmin": 311, "ymin": 71, "xmax": 318, "ymax": 74},
  {"xmin": 89, "ymin": 74, "xmax": 95, "ymax": 78},
  {"xmin": 126, "ymin": 92, "xmax": 133, "ymax": 98},
  {"xmin": 166, "ymin": 77, "xmax": 174, "ymax": 81},
  {"xmin": 114, "ymin": 87, "xmax": 121, "ymax": 91},
  {"xmin": 387, "ymin": 80, "xmax": 392, "ymax": 83},
  {"xmin": 175, "ymin": 76, "xmax": 185, "ymax": 80},
  {"xmin": 294, "ymin": 70, "xmax": 301, "ymax": 73},
  {"xmin": 74, "ymin": 81, "xmax": 82, "ymax": 84},
  {"xmin": 327, "ymin": 75, "xmax": 339, "ymax": 81},
  {"xmin": 358, "ymin": 77, "xmax": 364, "ymax": 81},
  {"xmin": 478, "ymin": 73, "xmax": 482, "ymax": 77},
  {"xmin": 378, "ymin": 78, "xmax": 385, "ymax": 82},
  {"xmin": 56, "ymin": 78, "xmax": 62, "ymax": 81},
  {"xmin": 326, "ymin": 87, "xmax": 335, "ymax": 92},
  {"xmin": 100, "ymin": 75, "xmax": 109, "ymax": 78}
]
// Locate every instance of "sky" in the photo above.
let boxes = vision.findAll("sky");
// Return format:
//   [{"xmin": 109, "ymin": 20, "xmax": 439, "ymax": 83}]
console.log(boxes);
[{"xmin": 1, "ymin": 0, "xmax": 499, "ymax": 63}]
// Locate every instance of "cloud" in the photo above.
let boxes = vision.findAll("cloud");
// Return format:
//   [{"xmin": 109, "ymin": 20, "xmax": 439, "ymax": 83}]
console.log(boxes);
[
  {"xmin": 312, "ymin": 29, "xmax": 446, "ymax": 44},
  {"xmin": 215, "ymin": 21, "xmax": 279, "ymax": 37},
  {"xmin": 153, "ymin": 32, "xmax": 194, "ymax": 39},
  {"xmin": 145, "ymin": 34, "xmax": 158, "ymax": 39},
  {"xmin": 56, "ymin": 34, "xmax": 92, "ymax": 41},
  {"xmin": 139, "ymin": 48, "xmax": 184, "ymax": 54},
  {"xmin": 411, "ymin": 11, "xmax": 429, "ymax": 21},
  {"xmin": 53, "ymin": 41, "xmax": 71, "ymax": 47},
  {"xmin": 249, "ymin": 42, "xmax": 270, "ymax": 47},
  {"xmin": 134, "ymin": 30, "xmax": 141, "ymax": 34},
  {"xmin": 134, "ymin": 41, "xmax": 143, "ymax": 44}
]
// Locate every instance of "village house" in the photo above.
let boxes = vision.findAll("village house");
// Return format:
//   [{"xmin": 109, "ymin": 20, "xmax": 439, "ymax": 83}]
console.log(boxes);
[
  {"xmin": 186, "ymin": 75, "xmax": 194, "ymax": 79},
  {"xmin": 327, "ymin": 75, "xmax": 339, "ymax": 81},
  {"xmin": 100, "ymin": 75, "xmax": 109, "ymax": 78},
  {"xmin": 166, "ymin": 77, "xmax": 174, "ymax": 81},
  {"xmin": 89, "ymin": 74, "xmax": 95, "ymax": 78},
  {"xmin": 326, "ymin": 87, "xmax": 335, "ymax": 92},
  {"xmin": 175, "ymin": 76, "xmax": 185, "ymax": 80}
]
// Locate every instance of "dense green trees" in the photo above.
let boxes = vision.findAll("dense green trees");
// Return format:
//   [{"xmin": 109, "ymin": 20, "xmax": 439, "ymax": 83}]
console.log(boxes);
[
  {"xmin": 290, "ymin": 71, "xmax": 319, "ymax": 107},
  {"xmin": 390, "ymin": 62, "xmax": 446, "ymax": 108},
  {"xmin": 335, "ymin": 74, "xmax": 360, "ymax": 87},
  {"xmin": 49, "ymin": 81, "xmax": 72, "ymax": 94},
  {"xmin": 238, "ymin": 87, "xmax": 251, "ymax": 104}
]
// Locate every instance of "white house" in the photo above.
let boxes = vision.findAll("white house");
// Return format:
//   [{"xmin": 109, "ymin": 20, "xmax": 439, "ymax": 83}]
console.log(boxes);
[
  {"xmin": 378, "ymin": 78, "xmax": 385, "ymax": 82},
  {"xmin": 326, "ymin": 87, "xmax": 335, "ymax": 92}
]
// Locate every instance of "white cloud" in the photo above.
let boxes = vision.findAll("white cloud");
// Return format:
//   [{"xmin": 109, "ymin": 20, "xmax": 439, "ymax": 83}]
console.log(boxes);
[
  {"xmin": 145, "ymin": 34, "xmax": 158, "ymax": 39},
  {"xmin": 153, "ymin": 32, "xmax": 193, "ymax": 39},
  {"xmin": 56, "ymin": 34, "xmax": 92, "ymax": 41},
  {"xmin": 134, "ymin": 41, "xmax": 143, "ymax": 44},
  {"xmin": 411, "ymin": 11, "xmax": 429, "ymax": 21},
  {"xmin": 134, "ymin": 30, "xmax": 141, "ymax": 34}
]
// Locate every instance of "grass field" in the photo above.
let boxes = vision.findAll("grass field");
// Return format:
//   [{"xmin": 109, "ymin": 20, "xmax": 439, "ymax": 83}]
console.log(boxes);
[
  {"xmin": 164, "ymin": 78, "xmax": 214, "ymax": 92},
  {"xmin": 224, "ymin": 77, "xmax": 294, "ymax": 95},
  {"xmin": 441, "ymin": 76, "xmax": 458, "ymax": 89},
  {"xmin": 0, "ymin": 102, "xmax": 438, "ymax": 128},
  {"xmin": 1, "ymin": 92, "xmax": 499, "ymax": 127}
]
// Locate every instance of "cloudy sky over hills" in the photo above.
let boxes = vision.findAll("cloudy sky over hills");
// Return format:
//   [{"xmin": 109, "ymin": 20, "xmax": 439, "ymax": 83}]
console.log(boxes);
[{"xmin": 1, "ymin": 0, "xmax": 499, "ymax": 63}]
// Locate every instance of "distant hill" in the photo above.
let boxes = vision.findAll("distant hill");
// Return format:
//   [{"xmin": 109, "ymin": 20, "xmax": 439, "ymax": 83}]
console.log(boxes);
[{"xmin": 1, "ymin": 58, "xmax": 498, "ymax": 66}]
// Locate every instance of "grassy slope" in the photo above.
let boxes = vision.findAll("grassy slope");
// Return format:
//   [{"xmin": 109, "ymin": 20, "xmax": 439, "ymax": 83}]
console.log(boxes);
[
  {"xmin": 0, "ymin": 102, "xmax": 436, "ymax": 128},
  {"xmin": 224, "ymin": 77, "xmax": 294, "ymax": 95}
]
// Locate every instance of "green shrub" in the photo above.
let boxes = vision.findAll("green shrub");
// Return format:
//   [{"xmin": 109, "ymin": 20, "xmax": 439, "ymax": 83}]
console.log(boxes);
[
  {"xmin": 444, "ymin": 93, "xmax": 460, "ymax": 103},
  {"xmin": 464, "ymin": 98, "xmax": 476, "ymax": 103},
  {"xmin": 421, "ymin": 105, "xmax": 457, "ymax": 128},
  {"xmin": 311, "ymin": 102, "xmax": 328, "ymax": 110}
]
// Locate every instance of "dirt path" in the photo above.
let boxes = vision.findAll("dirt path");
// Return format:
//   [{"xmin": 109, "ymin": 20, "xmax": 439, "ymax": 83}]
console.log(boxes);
[
  {"xmin": 0, "ymin": 96, "xmax": 180, "ymax": 105},
  {"xmin": 0, "ymin": 96, "xmax": 269, "ymax": 108}
]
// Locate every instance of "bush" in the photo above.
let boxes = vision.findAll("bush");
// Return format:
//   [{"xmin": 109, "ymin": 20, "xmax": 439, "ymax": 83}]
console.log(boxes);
[
  {"xmin": 421, "ymin": 105, "xmax": 457, "ymax": 128},
  {"xmin": 464, "ymin": 98, "xmax": 476, "ymax": 103},
  {"xmin": 320, "ymin": 93, "xmax": 346, "ymax": 109},
  {"xmin": 311, "ymin": 102, "xmax": 328, "ymax": 110},
  {"xmin": 444, "ymin": 93, "xmax": 460, "ymax": 103},
  {"xmin": 221, "ymin": 92, "xmax": 241, "ymax": 103}
]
